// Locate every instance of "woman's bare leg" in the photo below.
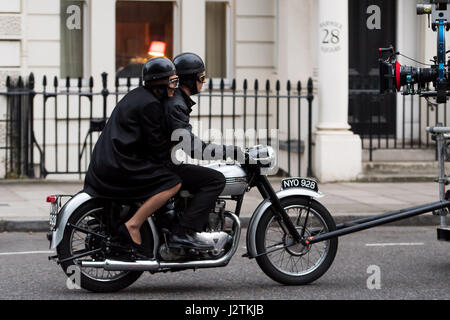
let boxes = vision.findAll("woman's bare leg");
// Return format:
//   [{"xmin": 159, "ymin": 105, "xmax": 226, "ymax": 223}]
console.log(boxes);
[{"xmin": 125, "ymin": 183, "xmax": 181, "ymax": 244}]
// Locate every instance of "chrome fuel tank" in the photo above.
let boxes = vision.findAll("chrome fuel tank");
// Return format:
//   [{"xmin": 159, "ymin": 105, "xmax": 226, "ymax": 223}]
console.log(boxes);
[{"xmin": 205, "ymin": 163, "xmax": 248, "ymax": 196}]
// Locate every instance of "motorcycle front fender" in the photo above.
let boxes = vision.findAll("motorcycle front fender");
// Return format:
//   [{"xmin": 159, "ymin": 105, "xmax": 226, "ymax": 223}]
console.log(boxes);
[
  {"xmin": 49, "ymin": 192, "xmax": 93, "ymax": 249},
  {"xmin": 245, "ymin": 188, "xmax": 324, "ymax": 259}
]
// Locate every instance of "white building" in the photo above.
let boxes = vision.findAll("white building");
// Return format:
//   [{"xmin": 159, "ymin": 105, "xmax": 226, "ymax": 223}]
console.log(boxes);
[{"xmin": 0, "ymin": 0, "xmax": 444, "ymax": 181}]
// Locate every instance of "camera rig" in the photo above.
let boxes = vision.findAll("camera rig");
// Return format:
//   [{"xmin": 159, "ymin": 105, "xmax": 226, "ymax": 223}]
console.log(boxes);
[{"xmin": 379, "ymin": 0, "xmax": 450, "ymax": 104}]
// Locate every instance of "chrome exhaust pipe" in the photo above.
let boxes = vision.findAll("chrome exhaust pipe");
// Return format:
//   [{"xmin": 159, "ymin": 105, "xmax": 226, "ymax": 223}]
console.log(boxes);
[
  {"xmin": 81, "ymin": 259, "xmax": 159, "ymax": 271},
  {"xmin": 81, "ymin": 212, "xmax": 241, "ymax": 272}
]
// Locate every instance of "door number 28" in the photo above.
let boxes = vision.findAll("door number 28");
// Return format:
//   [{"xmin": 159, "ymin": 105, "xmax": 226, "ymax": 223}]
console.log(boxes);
[{"xmin": 322, "ymin": 29, "xmax": 340, "ymax": 44}]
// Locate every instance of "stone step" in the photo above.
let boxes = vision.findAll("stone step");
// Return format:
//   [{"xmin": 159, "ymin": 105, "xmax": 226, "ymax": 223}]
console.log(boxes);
[
  {"xmin": 362, "ymin": 148, "xmax": 436, "ymax": 162},
  {"xmin": 358, "ymin": 161, "xmax": 449, "ymax": 182},
  {"xmin": 363, "ymin": 161, "xmax": 450, "ymax": 174},
  {"xmin": 356, "ymin": 173, "xmax": 438, "ymax": 182}
]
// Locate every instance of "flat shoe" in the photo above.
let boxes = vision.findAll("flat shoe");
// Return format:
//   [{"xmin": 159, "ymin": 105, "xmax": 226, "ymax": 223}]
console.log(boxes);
[{"xmin": 117, "ymin": 224, "xmax": 152, "ymax": 258}]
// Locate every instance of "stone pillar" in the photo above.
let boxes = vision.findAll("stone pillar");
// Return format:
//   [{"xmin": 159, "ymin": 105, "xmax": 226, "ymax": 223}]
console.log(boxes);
[
  {"xmin": 396, "ymin": 0, "xmax": 420, "ymax": 142},
  {"xmin": 314, "ymin": 0, "xmax": 361, "ymax": 182},
  {"xmin": 90, "ymin": 0, "xmax": 116, "ymax": 88},
  {"xmin": 180, "ymin": 0, "xmax": 205, "ymax": 60}
]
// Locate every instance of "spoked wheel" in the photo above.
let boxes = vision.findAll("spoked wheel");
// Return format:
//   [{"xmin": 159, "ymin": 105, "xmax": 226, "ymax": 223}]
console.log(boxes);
[
  {"xmin": 255, "ymin": 196, "xmax": 338, "ymax": 285},
  {"xmin": 57, "ymin": 200, "xmax": 153, "ymax": 292}
]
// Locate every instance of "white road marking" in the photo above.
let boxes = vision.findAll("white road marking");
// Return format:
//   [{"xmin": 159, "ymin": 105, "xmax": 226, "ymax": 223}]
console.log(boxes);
[
  {"xmin": 365, "ymin": 242, "xmax": 424, "ymax": 247},
  {"xmin": 0, "ymin": 250, "xmax": 55, "ymax": 256}
]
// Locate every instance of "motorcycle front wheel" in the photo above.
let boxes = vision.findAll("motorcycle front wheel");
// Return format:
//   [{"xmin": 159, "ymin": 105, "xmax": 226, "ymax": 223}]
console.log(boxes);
[
  {"xmin": 56, "ymin": 200, "xmax": 153, "ymax": 292},
  {"xmin": 255, "ymin": 196, "xmax": 338, "ymax": 285}
]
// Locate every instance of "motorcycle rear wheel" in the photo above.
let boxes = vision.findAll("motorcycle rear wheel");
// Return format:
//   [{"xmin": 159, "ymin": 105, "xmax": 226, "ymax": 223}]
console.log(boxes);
[
  {"xmin": 255, "ymin": 196, "xmax": 338, "ymax": 285},
  {"xmin": 57, "ymin": 200, "xmax": 153, "ymax": 292}
]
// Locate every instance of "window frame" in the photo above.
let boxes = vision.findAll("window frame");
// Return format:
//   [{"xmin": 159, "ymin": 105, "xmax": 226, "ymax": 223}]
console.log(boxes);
[
  {"xmin": 114, "ymin": 0, "xmax": 179, "ymax": 79},
  {"xmin": 205, "ymin": 0, "xmax": 234, "ymax": 89}
]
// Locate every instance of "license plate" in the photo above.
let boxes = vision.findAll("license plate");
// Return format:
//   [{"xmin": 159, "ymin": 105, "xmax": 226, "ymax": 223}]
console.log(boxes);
[
  {"xmin": 281, "ymin": 177, "xmax": 318, "ymax": 192},
  {"xmin": 49, "ymin": 202, "xmax": 58, "ymax": 230}
]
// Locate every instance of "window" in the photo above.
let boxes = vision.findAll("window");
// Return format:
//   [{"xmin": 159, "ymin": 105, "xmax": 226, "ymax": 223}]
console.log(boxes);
[
  {"xmin": 205, "ymin": 1, "xmax": 227, "ymax": 79},
  {"xmin": 116, "ymin": 1, "xmax": 174, "ymax": 78},
  {"xmin": 60, "ymin": 0, "xmax": 86, "ymax": 78}
]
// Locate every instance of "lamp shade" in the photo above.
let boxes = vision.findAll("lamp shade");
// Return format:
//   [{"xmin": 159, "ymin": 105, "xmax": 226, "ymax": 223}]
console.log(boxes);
[{"xmin": 148, "ymin": 41, "xmax": 166, "ymax": 57}]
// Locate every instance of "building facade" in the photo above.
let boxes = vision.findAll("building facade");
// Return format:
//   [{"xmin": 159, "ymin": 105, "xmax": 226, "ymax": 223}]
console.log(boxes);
[{"xmin": 0, "ymin": 0, "xmax": 441, "ymax": 181}]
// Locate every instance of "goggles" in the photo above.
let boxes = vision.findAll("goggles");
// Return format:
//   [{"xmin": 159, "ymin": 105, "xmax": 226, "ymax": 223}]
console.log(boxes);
[
  {"xmin": 197, "ymin": 73, "xmax": 206, "ymax": 84},
  {"xmin": 168, "ymin": 77, "xmax": 179, "ymax": 89}
]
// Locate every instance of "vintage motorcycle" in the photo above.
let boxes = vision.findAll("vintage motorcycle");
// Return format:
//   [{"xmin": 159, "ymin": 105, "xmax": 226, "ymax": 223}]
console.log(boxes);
[{"xmin": 47, "ymin": 145, "xmax": 338, "ymax": 292}]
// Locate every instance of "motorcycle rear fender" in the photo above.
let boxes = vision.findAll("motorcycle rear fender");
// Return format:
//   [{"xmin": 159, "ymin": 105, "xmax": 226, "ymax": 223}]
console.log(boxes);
[
  {"xmin": 50, "ymin": 192, "xmax": 93, "ymax": 249},
  {"xmin": 49, "ymin": 192, "xmax": 160, "ymax": 254},
  {"xmin": 245, "ymin": 188, "xmax": 324, "ymax": 259}
]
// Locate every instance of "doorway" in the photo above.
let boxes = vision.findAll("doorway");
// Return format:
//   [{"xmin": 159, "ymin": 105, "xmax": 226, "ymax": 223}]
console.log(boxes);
[{"xmin": 348, "ymin": 0, "xmax": 396, "ymax": 137}]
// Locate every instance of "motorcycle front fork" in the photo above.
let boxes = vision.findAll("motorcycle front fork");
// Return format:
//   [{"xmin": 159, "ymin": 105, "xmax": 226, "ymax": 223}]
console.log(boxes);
[{"xmin": 256, "ymin": 175, "xmax": 307, "ymax": 244}]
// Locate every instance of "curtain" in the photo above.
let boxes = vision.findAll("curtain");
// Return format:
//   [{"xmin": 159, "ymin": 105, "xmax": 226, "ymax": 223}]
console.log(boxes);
[{"xmin": 60, "ymin": 0, "xmax": 84, "ymax": 78}]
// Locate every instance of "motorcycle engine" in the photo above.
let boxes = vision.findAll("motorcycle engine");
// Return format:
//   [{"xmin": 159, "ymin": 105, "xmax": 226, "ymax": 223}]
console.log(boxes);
[{"xmin": 158, "ymin": 200, "xmax": 234, "ymax": 262}]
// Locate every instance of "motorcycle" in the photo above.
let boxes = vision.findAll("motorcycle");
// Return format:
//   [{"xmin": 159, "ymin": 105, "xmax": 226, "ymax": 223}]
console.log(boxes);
[{"xmin": 47, "ymin": 145, "xmax": 338, "ymax": 292}]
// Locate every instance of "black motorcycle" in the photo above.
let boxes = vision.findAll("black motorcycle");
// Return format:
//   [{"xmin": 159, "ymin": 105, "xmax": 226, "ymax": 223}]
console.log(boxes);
[{"xmin": 47, "ymin": 145, "xmax": 338, "ymax": 292}]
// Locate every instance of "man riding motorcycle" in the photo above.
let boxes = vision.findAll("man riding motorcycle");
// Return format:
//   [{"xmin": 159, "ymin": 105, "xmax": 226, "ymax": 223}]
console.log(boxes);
[
  {"xmin": 162, "ymin": 52, "xmax": 244, "ymax": 249},
  {"xmin": 83, "ymin": 57, "xmax": 183, "ymax": 258}
]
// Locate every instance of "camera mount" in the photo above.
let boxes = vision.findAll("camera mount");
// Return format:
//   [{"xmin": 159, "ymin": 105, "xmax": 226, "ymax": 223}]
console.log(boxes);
[{"xmin": 379, "ymin": 0, "xmax": 450, "ymax": 104}]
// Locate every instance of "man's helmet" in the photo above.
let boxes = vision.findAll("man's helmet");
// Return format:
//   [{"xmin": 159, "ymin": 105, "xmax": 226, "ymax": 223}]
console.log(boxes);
[
  {"xmin": 173, "ymin": 53, "xmax": 205, "ymax": 75},
  {"xmin": 172, "ymin": 53, "xmax": 205, "ymax": 95},
  {"xmin": 142, "ymin": 57, "xmax": 176, "ymax": 81}
]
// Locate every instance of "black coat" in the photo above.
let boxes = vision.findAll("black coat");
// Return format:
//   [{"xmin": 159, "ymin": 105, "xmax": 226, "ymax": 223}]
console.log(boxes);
[
  {"xmin": 163, "ymin": 88, "xmax": 236, "ymax": 161},
  {"xmin": 83, "ymin": 87, "xmax": 181, "ymax": 200}
]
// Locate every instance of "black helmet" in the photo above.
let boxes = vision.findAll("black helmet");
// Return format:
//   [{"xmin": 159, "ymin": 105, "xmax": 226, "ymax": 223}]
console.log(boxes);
[
  {"xmin": 142, "ymin": 57, "xmax": 176, "ymax": 81},
  {"xmin": 173, "ymin": 53, "xmax": 205, "ymax": 75}
]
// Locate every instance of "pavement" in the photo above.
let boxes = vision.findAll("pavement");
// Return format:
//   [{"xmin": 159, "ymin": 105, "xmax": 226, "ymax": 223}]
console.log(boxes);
[{"xmin": 0, "ymin": 178, "xmax": 448, "ymax": 232}]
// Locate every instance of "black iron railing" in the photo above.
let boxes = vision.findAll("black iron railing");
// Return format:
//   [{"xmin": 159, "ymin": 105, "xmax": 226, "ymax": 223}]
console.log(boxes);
[
  {"xmin": 349, "ymin": 87, "xmax": 446, "ymax": 161},
  {"xmin": 0, "ymin": 73, "xmax": 314, "ymax": 179}
]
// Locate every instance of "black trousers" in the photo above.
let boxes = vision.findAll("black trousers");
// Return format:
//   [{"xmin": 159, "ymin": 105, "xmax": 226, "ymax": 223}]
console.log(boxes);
[{"xmin": 166, "ymin": 163, "xmax": 226, "ymax": 232}]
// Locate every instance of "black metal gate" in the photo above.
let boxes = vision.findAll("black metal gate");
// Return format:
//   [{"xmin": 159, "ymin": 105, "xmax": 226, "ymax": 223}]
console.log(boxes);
[{"xmin": 1, "ymin": 75, "xmax": 36, "ymax": 178}]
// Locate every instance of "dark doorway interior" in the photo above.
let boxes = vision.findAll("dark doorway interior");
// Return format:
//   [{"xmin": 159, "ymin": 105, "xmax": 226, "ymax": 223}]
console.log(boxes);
[{"xmin": 348, "ymin": 0, "xmax": 396, "ymax": 137}]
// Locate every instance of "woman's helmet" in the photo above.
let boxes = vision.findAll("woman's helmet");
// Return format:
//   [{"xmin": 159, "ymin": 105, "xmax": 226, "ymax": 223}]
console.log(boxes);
[
  {"xmin": 172, "ymin": 53, "xmax": 205, "ymax": 95},
  {"xmin": 142, "ymin": 57, "xmax": 178, "ymax": 99},
  {"xmin": 142, "ymin": 57, "xmax": 176, "ymax": 81}
]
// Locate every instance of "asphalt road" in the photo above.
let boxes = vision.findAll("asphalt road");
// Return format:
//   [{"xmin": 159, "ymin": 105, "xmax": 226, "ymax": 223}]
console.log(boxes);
[{"xmin": 0, "ymin": 227, "xmax": 449, "ymax": 300}]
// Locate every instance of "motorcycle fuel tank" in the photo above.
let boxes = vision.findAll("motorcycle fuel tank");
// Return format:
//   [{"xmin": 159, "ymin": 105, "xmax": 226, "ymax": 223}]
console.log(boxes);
[{"xmin": 206, "ymin": 163, "xmax": 247, "ymax": 196}]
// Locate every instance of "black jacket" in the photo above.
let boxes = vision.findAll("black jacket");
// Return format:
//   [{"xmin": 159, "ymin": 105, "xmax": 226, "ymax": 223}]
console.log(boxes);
[
  {"xmin": 163, "ymin": 88, "xmax": 237, "ymax": 161},
  {"xmin": 83, "ymin": 86, "xmax": 181, "ymax": 200}
]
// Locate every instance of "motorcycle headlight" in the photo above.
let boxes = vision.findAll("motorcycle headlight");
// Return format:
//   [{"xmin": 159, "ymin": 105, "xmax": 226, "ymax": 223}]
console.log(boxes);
[{"xmin": 248, "ymin": 145, "xmax": 276, "ymax": 171}]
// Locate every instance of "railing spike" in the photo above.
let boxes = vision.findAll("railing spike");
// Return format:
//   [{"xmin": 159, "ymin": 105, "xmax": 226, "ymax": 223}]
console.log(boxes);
[
  {"xmin": 18, "ymin": 76, "xmax": 24, "ymax": 88},
  {"xmin": 28, "ymin": 73, "xmax": 35, "ymax": 90},
  {"xmin": 208, "ymin": 78, "xmax": 213, "ymax": 91}
]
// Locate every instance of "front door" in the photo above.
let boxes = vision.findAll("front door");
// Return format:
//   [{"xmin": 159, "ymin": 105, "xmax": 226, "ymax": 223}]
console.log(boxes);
[{"xmin": 348, "ymin": 0, "xmax": 396, "ymax": 137}]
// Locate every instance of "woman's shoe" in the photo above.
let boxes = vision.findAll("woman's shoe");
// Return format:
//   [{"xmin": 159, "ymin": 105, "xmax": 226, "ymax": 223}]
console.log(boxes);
[{"xmin": 117, "ymin": 224, "xmax": 152, "ymax": 259}]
